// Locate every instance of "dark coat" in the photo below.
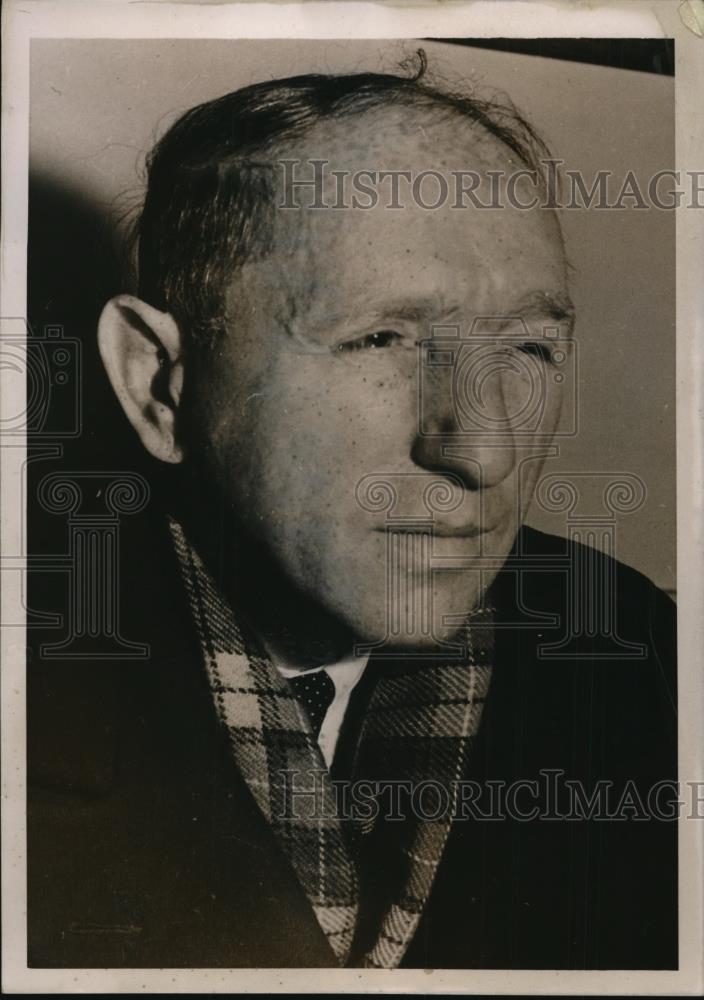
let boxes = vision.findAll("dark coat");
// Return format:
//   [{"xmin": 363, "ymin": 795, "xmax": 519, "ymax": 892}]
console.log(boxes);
[{"xmin": 27, "ymin": 523, "xmax": 677, "ymax": 969}]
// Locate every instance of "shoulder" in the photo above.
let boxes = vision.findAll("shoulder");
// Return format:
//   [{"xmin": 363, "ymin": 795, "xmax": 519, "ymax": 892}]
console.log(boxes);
[
  {"xmin": 518, "ymin": 523, "xmax": 675, "ymax": 630},
  {"xmin": 499, "ymin": 525, "xmax": 677, "ymax": 743}
]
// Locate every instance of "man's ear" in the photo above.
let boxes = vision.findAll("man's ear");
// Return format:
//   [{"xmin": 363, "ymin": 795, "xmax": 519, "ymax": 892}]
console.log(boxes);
[{"xmin": 98, "ymin": 294, "xmax": 185, "ymax": 464}]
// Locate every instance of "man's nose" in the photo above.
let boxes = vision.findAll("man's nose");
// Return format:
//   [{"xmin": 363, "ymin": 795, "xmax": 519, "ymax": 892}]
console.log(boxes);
[{"xmin": 411, "ymin": 364, "xmax": 516, "ymax": 490}]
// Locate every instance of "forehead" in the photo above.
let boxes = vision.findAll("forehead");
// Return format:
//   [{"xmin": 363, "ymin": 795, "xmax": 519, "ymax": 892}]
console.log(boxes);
[
  {"xmin": 227, "ymin": 104, "xmax": 567, "ymax": 331},
  {"xmin": 279, "ymin": 100, "xmax": 515, "ymax": 173}
]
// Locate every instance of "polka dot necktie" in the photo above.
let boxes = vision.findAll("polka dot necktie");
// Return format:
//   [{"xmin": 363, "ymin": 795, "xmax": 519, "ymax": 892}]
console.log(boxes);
[{"xmin": 288, "ymin": 670, "xmax": 336, "ymax": 738}]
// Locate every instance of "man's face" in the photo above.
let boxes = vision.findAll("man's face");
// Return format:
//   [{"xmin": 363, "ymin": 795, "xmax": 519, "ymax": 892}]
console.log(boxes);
[{"xmin": 187, "ymin": 106, "xmax": 572, "ymax": 651}]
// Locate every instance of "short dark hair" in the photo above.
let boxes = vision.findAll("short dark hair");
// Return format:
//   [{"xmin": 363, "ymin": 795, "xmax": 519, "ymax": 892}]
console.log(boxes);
[{"xmin": 135, "ymin": 55, "xmax": 552, "ymax": 348}]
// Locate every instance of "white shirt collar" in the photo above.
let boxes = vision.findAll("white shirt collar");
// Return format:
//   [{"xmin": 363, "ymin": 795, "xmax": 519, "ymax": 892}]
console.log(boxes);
[{"xmin": 275, "ymin": 652, "xmax": 369, "ymax": 767}]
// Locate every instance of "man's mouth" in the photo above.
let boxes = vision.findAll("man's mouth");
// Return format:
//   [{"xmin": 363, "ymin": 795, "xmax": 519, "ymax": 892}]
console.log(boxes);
[
  {"xmin": 373, "ymin": 523, "xmax": 493, "ymax": 539},
  {"xmin": 429, "ymin": 523, "xmax": 491, "ymax": 538}
]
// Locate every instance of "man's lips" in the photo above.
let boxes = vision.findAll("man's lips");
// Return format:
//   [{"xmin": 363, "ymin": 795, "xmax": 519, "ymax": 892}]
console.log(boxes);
[
  {"xmin": 373, "ymin": 523, "xmax": 494, "ymax": 539},
  {"xmin": 429, "ymin": 523, "xmax": 492, "ymax": 538}
]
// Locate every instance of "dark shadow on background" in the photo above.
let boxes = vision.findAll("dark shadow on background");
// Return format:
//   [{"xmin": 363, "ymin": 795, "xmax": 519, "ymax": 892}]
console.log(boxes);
[
  {"xmin": 433, "ymin": 38, "xmax": 675, "ymax": 76},
  {"xmin": 27, "ymin": 171, "xmax": 140, "ymax": 467},
  {"xmin": 26, "ymin": 172, "xmax": 192, "ymax": 807},
  {"xmin": 26, "ymin": 173, "xmax": 161, "ymax": 639}
]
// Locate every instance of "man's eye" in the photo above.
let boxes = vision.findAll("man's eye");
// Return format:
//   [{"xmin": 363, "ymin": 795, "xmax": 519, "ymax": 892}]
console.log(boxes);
[
  {"xmin": 336, "ymin": 330, "xmax": 402, "ymax": 353},
  {"xmin": 516, "ymin": 341, "xmax": 554, "ymax": 364}
]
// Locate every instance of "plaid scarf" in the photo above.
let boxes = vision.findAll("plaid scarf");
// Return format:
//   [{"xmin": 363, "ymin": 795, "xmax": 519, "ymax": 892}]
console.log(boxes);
[
  {"xmin": 351, "ymin": 633, "xmax": 493, "ymax": 968},
  {"xmin": 170, "ymin": 519, "xmax": 493, "ymax": 968}
]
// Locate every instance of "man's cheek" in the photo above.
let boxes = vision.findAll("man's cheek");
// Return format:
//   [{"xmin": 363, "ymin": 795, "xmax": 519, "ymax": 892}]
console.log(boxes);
[{"xmin": 268, "ymin": 393, "xmax": 366, "ymax": 467}]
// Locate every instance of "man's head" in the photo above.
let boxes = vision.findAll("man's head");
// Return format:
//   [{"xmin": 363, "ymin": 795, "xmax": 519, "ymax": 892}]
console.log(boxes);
[{"xmin": 99, "ymin": 63, "xmax": 574, "ymax": 661}]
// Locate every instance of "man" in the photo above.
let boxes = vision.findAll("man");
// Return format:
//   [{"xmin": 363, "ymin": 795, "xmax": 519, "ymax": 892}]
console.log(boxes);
[{"xmin": 27, "ymin": 65, "xmax": 677, "ymax": 969}]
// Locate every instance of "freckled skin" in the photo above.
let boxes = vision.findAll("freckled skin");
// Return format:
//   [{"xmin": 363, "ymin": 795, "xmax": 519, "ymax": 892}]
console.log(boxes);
[{"xmin": 184, "ymin": 106, "xmax": 572, "ymax": 663}]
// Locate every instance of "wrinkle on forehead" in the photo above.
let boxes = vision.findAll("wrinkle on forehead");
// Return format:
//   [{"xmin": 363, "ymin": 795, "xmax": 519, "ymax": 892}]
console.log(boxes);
[{"xmin": 224, "ymin": 104, "xmax": 567, "ymax": 343}]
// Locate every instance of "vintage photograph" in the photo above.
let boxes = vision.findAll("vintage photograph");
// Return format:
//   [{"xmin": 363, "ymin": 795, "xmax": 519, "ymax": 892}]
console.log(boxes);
[{"xmin": 3, "ymin": 8, "xmax": 701, "ymax": 990}]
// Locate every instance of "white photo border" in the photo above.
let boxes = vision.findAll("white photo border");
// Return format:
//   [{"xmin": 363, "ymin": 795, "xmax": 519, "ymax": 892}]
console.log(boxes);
[{"xmin": 2, "ymin": 1, "xmax": 702, "ymax": 994}]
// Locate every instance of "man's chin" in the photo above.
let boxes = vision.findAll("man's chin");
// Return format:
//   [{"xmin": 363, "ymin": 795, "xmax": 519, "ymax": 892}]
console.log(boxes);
[
  {"xmin": 348, "ymin": 594, "xmax": 490, "ymax": 659},
  {"xmin": 357, "ymin": 632, "xmax": 472, "ymax": 658}
]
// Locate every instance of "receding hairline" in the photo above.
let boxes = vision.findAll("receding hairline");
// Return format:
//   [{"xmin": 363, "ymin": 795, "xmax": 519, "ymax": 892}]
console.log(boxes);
[
  {"xmin": 134, "ymin": 64, "xmax": 558, "ymax": 347},
  {"xmin": 259, "ymin": 95, "xmax": 525, "ymax": 170}
]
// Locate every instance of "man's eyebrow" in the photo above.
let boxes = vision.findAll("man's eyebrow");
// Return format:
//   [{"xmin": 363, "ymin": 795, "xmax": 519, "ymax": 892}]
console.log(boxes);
[
  {"xmin": 300, "ymin": 291, "xmax": 574, "ymax": 342},
  {"xmin": 299, "ymin": 295, "xmax": 463, "ymax": 339},
  {"xmin": 509, "ymin": 290, "xmax": 576, "ymax": 321},
  {"xmin": 348, "ymin": 296, "xmax": 464, "ymax": 326},
  {"xmin": 350, "ymin": 293, "xmax": 576, "ymax": 336}
]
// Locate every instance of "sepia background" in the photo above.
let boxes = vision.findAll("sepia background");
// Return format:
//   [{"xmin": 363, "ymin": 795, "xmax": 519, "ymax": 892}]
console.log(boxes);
[{"xmin": 27, "ymin": 38, "xmax": 676, "ymax": 594}]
